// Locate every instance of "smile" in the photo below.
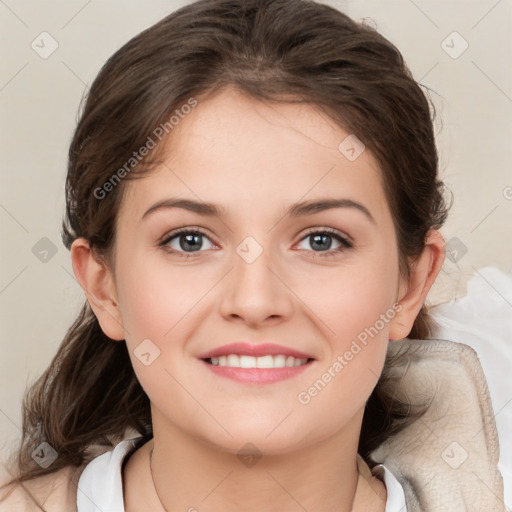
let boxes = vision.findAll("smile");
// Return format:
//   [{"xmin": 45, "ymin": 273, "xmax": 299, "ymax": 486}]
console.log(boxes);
[
  {"xmin": 198, "ymin": 342, "xmax": 315, "ymax": 383},
  {"xmin": 205, "ymin": 354, "xmax": 311, "ymax": 368}
]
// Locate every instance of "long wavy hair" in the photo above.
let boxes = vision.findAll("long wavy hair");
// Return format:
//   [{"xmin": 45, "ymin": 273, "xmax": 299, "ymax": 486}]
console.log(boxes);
[{"xmin": 1, "ymin": 0, "xmax": 449, "ymax": 500}]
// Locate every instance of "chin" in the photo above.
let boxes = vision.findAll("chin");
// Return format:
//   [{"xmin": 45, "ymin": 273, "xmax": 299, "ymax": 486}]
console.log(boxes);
[{"xmin": 195, "ymin": 420, "xmax": 315, "ymax": 458}]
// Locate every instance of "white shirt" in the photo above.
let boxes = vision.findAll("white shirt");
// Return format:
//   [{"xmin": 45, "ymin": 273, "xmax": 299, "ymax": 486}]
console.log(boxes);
[{"xmin": 76, "ymin": 436, "xmax": 407, "ymax": 511}]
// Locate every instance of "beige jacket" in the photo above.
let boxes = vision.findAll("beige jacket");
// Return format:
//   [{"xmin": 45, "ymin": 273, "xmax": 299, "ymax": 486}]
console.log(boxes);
[{"xmin": 0, "ymin": 339, "xmax": 506, "ymax": 511}]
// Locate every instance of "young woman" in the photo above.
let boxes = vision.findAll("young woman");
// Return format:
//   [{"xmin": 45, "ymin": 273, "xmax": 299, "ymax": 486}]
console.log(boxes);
[{"xmin": 0, "ymin": 0, "xmax": 506, "ymax": 510}]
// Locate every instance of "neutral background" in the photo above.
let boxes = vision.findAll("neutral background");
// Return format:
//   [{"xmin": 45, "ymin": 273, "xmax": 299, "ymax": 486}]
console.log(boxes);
[{"xmin": 1, "ymin": 0, "xmax": 511, "ymax": 464}]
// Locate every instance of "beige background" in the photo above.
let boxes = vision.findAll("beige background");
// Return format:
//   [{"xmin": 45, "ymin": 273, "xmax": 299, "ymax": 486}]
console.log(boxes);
[{"xmin": 1, "ymin": 0, "xmax": 511, "ymax": 461}]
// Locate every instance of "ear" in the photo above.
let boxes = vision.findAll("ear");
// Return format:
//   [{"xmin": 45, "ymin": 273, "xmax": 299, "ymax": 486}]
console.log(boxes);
[
  {"xmin": 70, "ymin": 237, "xmax": 125, "ymax": 341},
  {"xmin": 388, "ymin": 230, "xmax": 445, "ymax": 341}
]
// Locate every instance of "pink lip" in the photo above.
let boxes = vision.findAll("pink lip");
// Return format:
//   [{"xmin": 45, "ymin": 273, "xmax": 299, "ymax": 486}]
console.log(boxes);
[
  {"xmin": 197, "ymin": 342, "xmax": 314, "ymax": 360},
  {"xmin": 201, "ymin": 360, "xmax": 313, "ymax": 384}
]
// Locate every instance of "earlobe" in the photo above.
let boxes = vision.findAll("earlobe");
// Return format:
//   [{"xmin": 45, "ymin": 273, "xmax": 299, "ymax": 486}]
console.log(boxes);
[
  {"xmin": 70, "ymin": 238, "xmax": 125, "ymax": 341},
  {"xmin": 389, "ymin": 230, "xmax": 445, "ymax": 341}
]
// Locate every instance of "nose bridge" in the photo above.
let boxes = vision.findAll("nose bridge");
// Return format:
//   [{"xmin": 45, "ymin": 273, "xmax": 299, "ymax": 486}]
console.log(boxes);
[{"xmin": 219, "ymin": 233, "xmax": 293, "ymax": 323}]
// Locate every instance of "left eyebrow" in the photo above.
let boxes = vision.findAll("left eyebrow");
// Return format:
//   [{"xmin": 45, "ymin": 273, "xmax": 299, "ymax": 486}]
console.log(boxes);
[
  {"xmin": 141, "ymin": 197, "xmax": 376, "ymax": 225},
  {"xmin": 285, "ymin": 198, "xmax": 376, "ymax": 224}
]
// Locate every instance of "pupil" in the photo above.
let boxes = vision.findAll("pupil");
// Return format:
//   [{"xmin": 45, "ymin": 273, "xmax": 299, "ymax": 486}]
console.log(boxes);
[
  {"xmin": 311, "ymin": 233, "xmax": 331, "ymax": 251},
  {"xmin": 181, "ymin": 233, "xmax": 202, "ymax": 252}
]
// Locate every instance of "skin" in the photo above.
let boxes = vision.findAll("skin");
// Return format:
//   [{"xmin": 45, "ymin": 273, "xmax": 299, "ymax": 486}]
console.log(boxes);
[{"xmin": 71, "ymin": 86, "xmax": 445, "ymax": 511}]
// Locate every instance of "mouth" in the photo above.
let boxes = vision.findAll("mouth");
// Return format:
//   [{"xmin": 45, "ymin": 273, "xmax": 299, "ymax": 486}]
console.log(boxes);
[
  {"xmin": 203, "ymin": 354, "xmax": 313, "ymax": 368},
  {"xmin": 198, "ymin": 342, "xmax": 316, "ymax": 383}
]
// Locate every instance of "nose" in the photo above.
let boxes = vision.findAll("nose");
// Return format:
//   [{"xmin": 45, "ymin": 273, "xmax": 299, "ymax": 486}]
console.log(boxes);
[{"xmin": 218, "ymin": 239, "xmax": 294, "ymax": 328}]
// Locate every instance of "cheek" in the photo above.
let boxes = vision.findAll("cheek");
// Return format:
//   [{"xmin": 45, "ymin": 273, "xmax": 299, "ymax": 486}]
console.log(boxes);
[
  {"xmin": 295, "ymin": 334, "xmax": 387, "ymax": 444},
  {"xmin": 328, "ymin": 275, "xmax": 397, "ymax": 348},
  {"xmin": 115, "ymin": 255, "xmax": 207, "ymax": 342},
  {"xmin": 292, "ymin": 248, "xmax": 398, "ymax": 408},
  {"xmin": 114, "ymin": 261, "xmax": 200, "ymax": 411},
  {"xmin": 114, "ymin": 256, "xmax": 218, "ymax": 388},
  {"xmin": 294, "ymin": 267, "xmax": 397, "ymax": 426},
  {"xmin": 298, "ymin": 250, "xmax": 399, "ymax": 349}
]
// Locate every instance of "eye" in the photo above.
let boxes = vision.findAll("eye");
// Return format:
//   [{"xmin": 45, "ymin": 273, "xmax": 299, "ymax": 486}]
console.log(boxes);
[
  {"xmin": 295, "ymin": 228, "xmax": 353, "ymax": 257},
  {"xmin": 159, "ymin": 228, "xmax": 216, "ymax": 257},
  {"xmin": 158, "ymin": 227, "xmax": 353, "ymax": 259}
]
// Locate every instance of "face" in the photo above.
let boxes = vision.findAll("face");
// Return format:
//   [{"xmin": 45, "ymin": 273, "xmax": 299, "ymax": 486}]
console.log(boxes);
[{"xmin": 110, "ymin": 87, "xmax": 404, "ymax": 455}]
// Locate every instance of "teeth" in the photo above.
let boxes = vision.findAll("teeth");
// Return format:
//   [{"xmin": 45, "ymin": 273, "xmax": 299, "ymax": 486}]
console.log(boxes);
[
  {"xmin": 240, "ymin": 355, "xmax": 256, "ymax": 368},
  {"xmin": 208, "ymin": 354, "xmax": 309, "ymax": 369},
  {"xmin": 227, "ymin": 354, "xmax": 238, "ymax": 367},
  {"xmin": 256, "ymin": 355, "xmax": 273, "ymax": 368}
]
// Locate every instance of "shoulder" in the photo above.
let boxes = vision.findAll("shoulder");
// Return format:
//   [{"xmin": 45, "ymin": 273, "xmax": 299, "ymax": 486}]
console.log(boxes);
[
  {"xmin": 0, "ymin": 435, "xmax": 145, "ymax": 512},
  {"xmin": 0, "ymin": 460, "xmax": 85, "ymax": 512},
  {"xmin": 373, "ymin": 338, "xmax": 506, "ymax": 510},
  {"xmin": 77, "ymin": 436, "xmax": 147, "ymax": 511}
]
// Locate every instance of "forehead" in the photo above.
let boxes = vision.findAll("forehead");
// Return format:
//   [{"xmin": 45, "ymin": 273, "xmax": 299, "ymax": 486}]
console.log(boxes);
[{"xmin": 120, "ymin": 87, "xmax": 388, "ymax": 223}]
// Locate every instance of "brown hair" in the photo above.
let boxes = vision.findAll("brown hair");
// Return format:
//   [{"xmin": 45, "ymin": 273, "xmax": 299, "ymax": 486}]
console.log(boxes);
[{"xmin": 1, "ymin": 0, "xmax": 449, "ymax": 500}]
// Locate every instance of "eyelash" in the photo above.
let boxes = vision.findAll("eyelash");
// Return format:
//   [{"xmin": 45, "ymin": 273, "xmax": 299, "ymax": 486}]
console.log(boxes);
[
  {"xmin": 158, "ymin": 227, "xmax": 353, "ymax": 260},
  {"xmin": 298, "ymin": 227, "xmax": 353, "ymax": 258}
]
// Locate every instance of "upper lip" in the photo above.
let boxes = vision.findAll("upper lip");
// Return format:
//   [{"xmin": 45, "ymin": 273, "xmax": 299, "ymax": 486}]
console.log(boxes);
[{"xmin": 197, "ymin": 342, "xmax": 314, "ymax": 360}]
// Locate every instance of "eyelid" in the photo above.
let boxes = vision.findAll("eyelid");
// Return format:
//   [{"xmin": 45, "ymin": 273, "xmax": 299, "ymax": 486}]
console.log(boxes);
[
  {"xmin": 299, "ymin": 226, "xmax": 353, "ymax": 245},
  {"xmin": 159, "ymin": 226, "xmax": 217, "ymax": 245}
]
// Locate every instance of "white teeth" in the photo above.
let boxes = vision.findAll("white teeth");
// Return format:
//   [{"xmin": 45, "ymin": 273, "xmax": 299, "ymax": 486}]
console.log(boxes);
[
  {"xmin": 273, "ymin": 355, "xmax": 286, "ymax": 368},
  {"xmin": 256, "ymin": 355, "xmax": 274, "ymax": 368},
  {"xmin": 239, "ymin": 355, "xmax": 256, "ymax": 368},
  {"xmin": 208, "ymin": 354, "xmax": 309, "ymax": 368},
  {"xmin": 227, "ymin": 354, "xmax": 239, "ymax": 367}
]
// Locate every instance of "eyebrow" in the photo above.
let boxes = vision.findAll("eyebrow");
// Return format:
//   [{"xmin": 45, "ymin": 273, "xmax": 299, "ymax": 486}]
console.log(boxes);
[{"xmin": 141, "ymin": 197, "xmax": 376, "ymax": 224}]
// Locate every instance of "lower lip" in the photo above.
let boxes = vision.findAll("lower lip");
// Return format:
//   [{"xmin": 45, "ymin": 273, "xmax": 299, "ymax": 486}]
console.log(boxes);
[{"xmin": 200, "ymin": 359, "xmax": 313, "ymax": 383}]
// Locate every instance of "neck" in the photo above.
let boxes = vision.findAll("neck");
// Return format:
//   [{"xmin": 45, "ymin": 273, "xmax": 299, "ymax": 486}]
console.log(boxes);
[{"xmin": 141, "ymin": 408, "xmax": 384, "ymax": 512}]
